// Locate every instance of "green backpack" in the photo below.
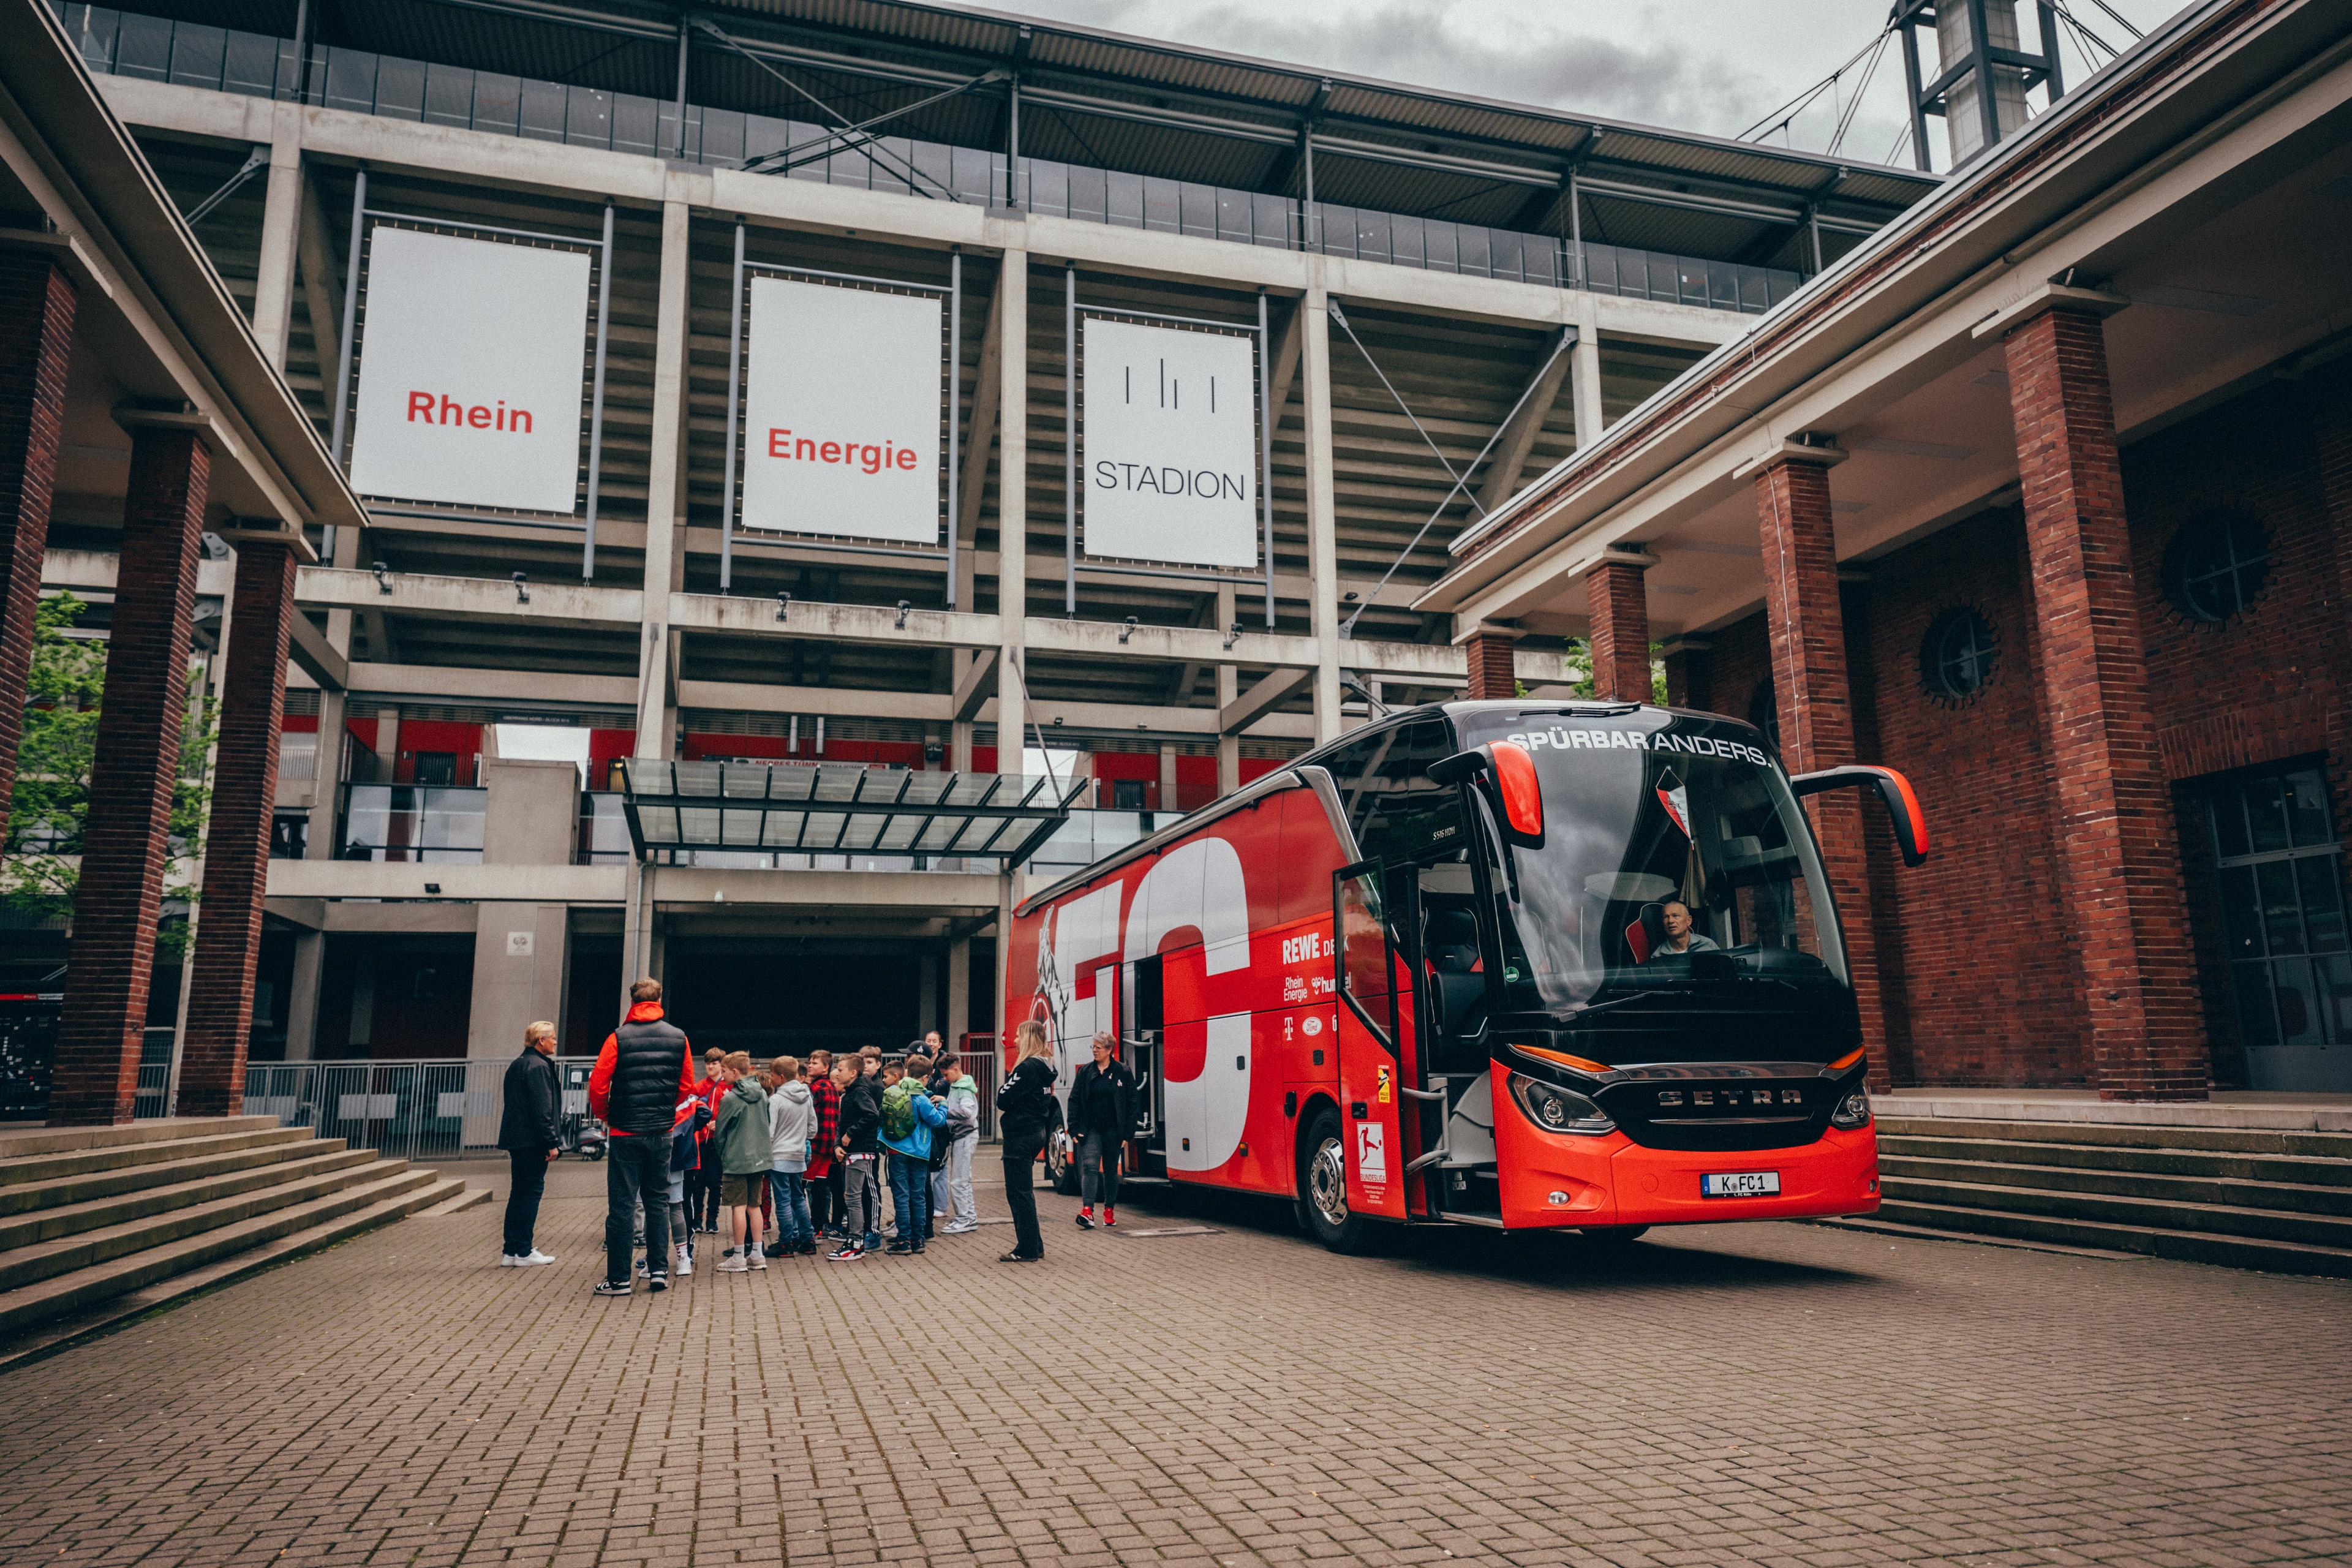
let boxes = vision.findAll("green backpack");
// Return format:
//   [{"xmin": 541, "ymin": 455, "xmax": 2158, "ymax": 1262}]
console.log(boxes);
[{"xmin": 881, "ymin": 1080, "xmax": 916, "ymax": 1142}]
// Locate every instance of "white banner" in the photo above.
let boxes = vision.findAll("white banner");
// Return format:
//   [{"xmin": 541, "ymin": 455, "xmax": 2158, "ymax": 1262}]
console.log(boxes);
[
  {"xmin": 346, "ymin": 227, "xmax": 591, "ymax": 513},
  {"xmin": 1082, "ymin": 318, "xmax": 1257, "ymax": 568},
  {"xmin": 740, "ymin": 277, "xmax": 942, "ymax": 544}
]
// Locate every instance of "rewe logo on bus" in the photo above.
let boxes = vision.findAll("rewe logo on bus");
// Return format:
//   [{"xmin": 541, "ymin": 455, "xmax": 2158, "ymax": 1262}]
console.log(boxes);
[{"xmin": 1280, "ymin": 931, "xmax": 1326, "ymax": 965}]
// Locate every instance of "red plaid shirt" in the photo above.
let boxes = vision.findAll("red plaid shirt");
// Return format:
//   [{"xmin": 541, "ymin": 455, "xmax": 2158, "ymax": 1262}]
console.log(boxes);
[{"xmin": 806, "ymin": 1074, "xmax": 840, "ymax": 1177}]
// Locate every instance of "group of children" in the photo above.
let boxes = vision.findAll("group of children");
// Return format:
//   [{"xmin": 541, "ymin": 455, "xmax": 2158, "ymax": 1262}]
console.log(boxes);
[{"xmin": 643, "ymin": 1043, "xmax": 981, "ymax": 1277}]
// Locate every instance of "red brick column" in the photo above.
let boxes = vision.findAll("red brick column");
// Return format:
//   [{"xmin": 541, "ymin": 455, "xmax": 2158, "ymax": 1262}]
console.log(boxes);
[
  {"xmin": 2005, "ymin": 306, "xmax": 2207, "ymax": 1100},
  {"xmin": 178, "ymin": 540, "xmax": 298, "ymax": 1117},
  {"xmin": 48, "ymin": 426, "xmax": 209, "ymax": 1126},
  {"xmin": 1464, "ymin": 627, "xmax": 1518, "ymax": 700},
  {"xmin": 1753, "ymin": 451, "xmax": 1889, "ymax": 1087},
  {"xmin": 1587, "ymin": 558, "xmax": 1651, "ymax": 701},
  {"xmin": 0, "ymin": 252, "xmax": 77, "ymax": 821},
  {"xmin": 1662, "ymin": 636, "xmax": 1712, "ymax": 711}
]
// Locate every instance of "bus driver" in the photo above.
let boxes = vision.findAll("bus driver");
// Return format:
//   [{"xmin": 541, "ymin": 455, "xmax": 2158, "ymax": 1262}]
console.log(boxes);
[{"xmin": 1656, "ymin": 899, "xmax": 1719, "ymax": 956}]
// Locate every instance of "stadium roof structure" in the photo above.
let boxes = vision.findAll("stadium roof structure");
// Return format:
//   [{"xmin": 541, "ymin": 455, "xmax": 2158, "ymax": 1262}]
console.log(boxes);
[{"xmin": 140, "ymin": 0, "xmax": 1943, "ymax": 274}]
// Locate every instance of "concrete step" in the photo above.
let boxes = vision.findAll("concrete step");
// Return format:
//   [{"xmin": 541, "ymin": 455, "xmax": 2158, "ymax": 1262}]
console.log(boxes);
[
  {"xmin": 1875, "ymin": 1115, "xmax": 2352, "ymax": 1161},
  {"xmin": 0, "ymin": 1144, "xmax": 377, "ymax": 1251},
  {"xmin": 0, "ymin": 1152, "xmax": 412, "ymax": 1293},
  {"xmin": 1880, "ymin": 1172, "xmax": 2352, "ymax": 1251},
  {"xmin": 0, "ymin": 1115, "xmax": 282, "ymax": 1164},
  {"xmin": 1878, "ymin": 1132, "xmax": 2352, "ymax": 1188},
  {"xmin": 1880, "ymin": 1152, "xmax": 2352, "ymax": 1219},
  {"xmin": 0, "ymin": 1165, "xmax": 452, "ymax": 1354},
  {"xmin": 1874, "ymin": 1196, "xmax": 2352, "ymax": 1279},
  {"xmin": 0, "ymin": 1123, "xmax": 313, "ymax": 1193},
  {"xmin": 0, "ymin": 1129, "xmax": 333, "ymax": 1216}
]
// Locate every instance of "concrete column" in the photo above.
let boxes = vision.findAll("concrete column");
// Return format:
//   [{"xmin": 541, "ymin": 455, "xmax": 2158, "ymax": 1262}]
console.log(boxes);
[
  {"xmin": 635, "ymin": 199, "xmax": 693, "ymax": 760},
  {"xmin": 249, "ymin": 124, "xmax": 304, "ymax": 369},
  {"xmin": 1157, "ymin": 744, "xmax": 1179, "ymax": 811},
  {"xmin": 918, "ymin": 949, "xmax": 940, "ymax": 1037},
  {"xmin": 466, "ymin": 905, "xmax": 571, "ymax": 1057},
  {"xmin": 1570, "ymin": 315, "xmax": 1604, "ymax": 452},
  {"xmin": 2003, "ymin": 304, "xmax": 2207, "ymax": 1101},
  {"xmin": 1215, "ymin": 581, "xmax": 1239, "ymax": 795},
  {"xmin": 1587, "ymin": 554, "xmax": 1653, "ymax": 702},
  {"xmin": 1463, "ymin": 624, "xmax": 1518, "ymax": 701},
  {"xmin": 946, "ymin": 935, "xmax": 971, "ymax": 1053},
  {"xmin": 51, "ymin": 426, "xmax": 209, "ymax": 1125},
  {"xmin": 179, "ymin": 540, "xmax": 299, "ymax": 1116},
  {"xmin": 1660, "ymin": 635, "xmax": 1713, "ymax": 711},
  {"xmin": 0, "ymin": 251, "xmax": 77, "ymax": 824},
  {"xmin": 282, "ymin": 927, "xmax": 323, "ymax": 1061},
  {"xmin": 372, "ymin": 707, "xmax": 399, "ymax": 784},
  {"xmin": 997, "ymin": 249, "xmax": 1029, "ymax": 774},
  {"xmin": 1302, "ymin": 279, "xmax": 1342, "ymax": 743},
  {"xmin": 1751, "ymin": 447, "xmax": 1889, "ymax": 1090}
]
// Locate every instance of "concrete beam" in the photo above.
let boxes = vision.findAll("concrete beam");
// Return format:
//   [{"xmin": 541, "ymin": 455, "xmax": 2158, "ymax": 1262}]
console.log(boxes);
[
  {"xmin": 650, "ymin": 865, "xmax": 1003, "ymax": 913},
  {"xmin": 350, "ymin": 662, "xmax": 638, "ymax": 707},
  {"xmin": 956, "ymin": 257, "xmax": 1008, "ymax": 554},
  {"xmin": 299, "ymin": 565, "xmax": 642, "ymax": 630},
  {"xmin": 1219, "ymin": 666, "xmax": 1311, "ymax": 734},
  {"xmin": 1475, "ymin": 328, "xmax": 1576, "ymax": 517},
  {"xmin": 266, "ymin": 860, "xmax": 628, "ymax": 903},
  {"xmin": 951, "ymin": 647, "xmax": 999, "ymax": 721},
  {"xmin": 293, "ymin": 165, "xmax": 345, "ymax": 388},
  {"xmin": 249, "ymin": 115, "xmax": 303, "ymax": 368},
  {"xmin": 677, "ymin": 679, "xmax": 951, "ymax": 722},
  {"xmin": 285, "ymin": 609, "xmax": 347, "ymax": 691}
]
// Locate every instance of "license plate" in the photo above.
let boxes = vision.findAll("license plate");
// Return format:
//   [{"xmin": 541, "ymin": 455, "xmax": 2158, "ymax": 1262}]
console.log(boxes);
[{"xmin": 1702, "ymin": 1170, "xmax": 1781, "ymax": 1199}]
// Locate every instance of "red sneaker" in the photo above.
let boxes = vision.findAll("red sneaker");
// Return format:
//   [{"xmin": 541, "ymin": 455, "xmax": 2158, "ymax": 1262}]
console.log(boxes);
[
  {"xmin": 1102, "ymin": 1208, "xmax": 1117, "ymax": 1229},
  {"xmin": 1075, "ymin": 1208, "xmax": 1096, "ymax": 1231}
]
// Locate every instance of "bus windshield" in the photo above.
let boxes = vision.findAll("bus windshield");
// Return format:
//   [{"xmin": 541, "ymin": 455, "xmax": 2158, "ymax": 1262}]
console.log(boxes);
[{"xmin": 1452, "ymin": 710, "xmax": 1847, "ymax": 1014}]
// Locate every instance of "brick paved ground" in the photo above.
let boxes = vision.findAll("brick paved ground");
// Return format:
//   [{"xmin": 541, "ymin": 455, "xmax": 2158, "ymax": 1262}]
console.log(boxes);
[{"xmin": 1, "ymin": 1158, "xmax": 2347, "ymax": 1567}]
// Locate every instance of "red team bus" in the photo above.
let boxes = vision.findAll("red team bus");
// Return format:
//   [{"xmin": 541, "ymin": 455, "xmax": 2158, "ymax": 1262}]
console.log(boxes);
[{"xmin": 1005, "ymin": 699, "xmax": 1929, "ymax": 1251}]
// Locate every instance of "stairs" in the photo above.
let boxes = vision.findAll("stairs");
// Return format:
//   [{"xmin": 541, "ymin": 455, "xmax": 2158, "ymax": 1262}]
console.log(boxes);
[
  {"xmin": 1870, "ymin": 1113, "xmax": 2352, "ymax": 1278},
  {"xmin": 0, "ymin": 1116, "xmax": 481, "ymax": 1365}
]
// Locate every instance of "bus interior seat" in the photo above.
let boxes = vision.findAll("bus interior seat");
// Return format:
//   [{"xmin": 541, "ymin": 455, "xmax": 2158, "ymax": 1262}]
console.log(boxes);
[
  {"xmin": 1422, "ymin": 907, "xmax": 1487, "ymax": 1041},
  {"xmin": 1623, "ymin": 901, "xmax": 1668, "ymax": 963}
]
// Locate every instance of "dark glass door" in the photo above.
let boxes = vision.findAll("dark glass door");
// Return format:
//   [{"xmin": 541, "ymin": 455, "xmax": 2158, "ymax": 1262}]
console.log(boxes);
[{"xmin": 2202, "ymin": 766, "xmax": 2350, "ymax": 1091}]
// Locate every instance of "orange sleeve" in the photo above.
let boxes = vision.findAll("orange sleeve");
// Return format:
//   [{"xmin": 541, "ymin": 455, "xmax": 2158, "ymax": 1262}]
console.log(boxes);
[
  {"xmin": 586, "ymin": 1033, "xmax": 619, "ymax": 1120},
  {"xmin": 676, "ymin": 1042, "xmax": 696, "ymax": 1102}
]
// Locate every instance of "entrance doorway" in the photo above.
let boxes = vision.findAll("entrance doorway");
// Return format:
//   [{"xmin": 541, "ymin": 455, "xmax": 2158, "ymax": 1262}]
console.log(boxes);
[{"xmin": 2195, "ymin": 764, "xmax": 2350, "ymax": 1091}]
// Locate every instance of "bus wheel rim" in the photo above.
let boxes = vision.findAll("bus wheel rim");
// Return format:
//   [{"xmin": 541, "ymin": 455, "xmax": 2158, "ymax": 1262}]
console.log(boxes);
[{"xmin": 1310, "ymin": 1137, "xmax": 1348, "ymax": 1228}]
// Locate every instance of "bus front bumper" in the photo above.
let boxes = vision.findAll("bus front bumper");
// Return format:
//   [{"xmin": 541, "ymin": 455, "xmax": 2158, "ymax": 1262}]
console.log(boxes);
[{"xmin": 1494, "ymin": 1121, "xmax": 1880, "ymax": 1229}]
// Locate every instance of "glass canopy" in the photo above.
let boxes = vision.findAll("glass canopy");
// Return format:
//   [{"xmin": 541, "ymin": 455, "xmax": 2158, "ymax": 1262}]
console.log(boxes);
[{"xmin": 616, "ymin": 761, "xmax": 1087, "ymax": 867}]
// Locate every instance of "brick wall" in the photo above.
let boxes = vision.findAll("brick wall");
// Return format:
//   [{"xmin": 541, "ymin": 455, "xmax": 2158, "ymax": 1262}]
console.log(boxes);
[
  {"xmin": 0, "ymin": 253, "xmax": 76, "ymax": 821},
  {"xmin": 1464, "ymin": 630, "xmax": 1517, "ymax": 701},
  {"xmin": 1587, "ymin": 560, "xmax": 1651, "ymax": 702}
]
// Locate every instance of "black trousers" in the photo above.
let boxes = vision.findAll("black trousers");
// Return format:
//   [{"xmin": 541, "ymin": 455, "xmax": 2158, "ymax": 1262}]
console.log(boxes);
[
  {"xmin": 1001, "ymin": 1128, "xmax": 1046, "ymax": 1259},
  {"xmin": 503, "ymin": 1148, "xmax": 548, "ymax": 1256},
  {"xmin": 605, "ymin": 1133, "xmax": 671, "ymax": 1285},
  {"xmin": 695, "ymin": 1153, "xmax": 726, "ymax": 1227}
]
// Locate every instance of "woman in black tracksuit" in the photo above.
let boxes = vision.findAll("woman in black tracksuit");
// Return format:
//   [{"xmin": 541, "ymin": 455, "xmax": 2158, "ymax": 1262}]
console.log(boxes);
[{"xmin": 997, "ymin": 1019, "xmax": 1057, "ymax": 1262}]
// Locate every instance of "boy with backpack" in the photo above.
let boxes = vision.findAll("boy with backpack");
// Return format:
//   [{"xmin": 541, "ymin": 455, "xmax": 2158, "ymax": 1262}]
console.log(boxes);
[
  {"xmin": 831, "ymin": 1055, "xmax": 884, "ymax": 1260},
  {"xmin": 878, "ymin": 1055, "xmax": 948, "ymax": 1256},
  {"xmin": 712, "ymin": 1052, "xmax": 772, "ymax": 1273}
]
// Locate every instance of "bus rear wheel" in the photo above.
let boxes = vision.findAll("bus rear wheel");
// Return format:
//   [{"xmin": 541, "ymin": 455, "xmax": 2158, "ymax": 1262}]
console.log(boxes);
[{"xmin": 1297, "ymin": 1110, "xmax": 1370, "ymax": 1254}]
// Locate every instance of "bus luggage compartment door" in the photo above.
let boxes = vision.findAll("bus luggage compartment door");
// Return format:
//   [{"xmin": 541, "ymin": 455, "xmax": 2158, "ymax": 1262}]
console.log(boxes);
[{"xmin": 1333, "ymin": 862, "xmax": 1427, "ymax": 1222}]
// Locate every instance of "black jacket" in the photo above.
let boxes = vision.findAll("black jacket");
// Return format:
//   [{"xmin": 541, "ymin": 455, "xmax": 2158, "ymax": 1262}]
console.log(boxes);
[
  {"xmin": 997, "ymin": 1055, "xmax": 1058, "ymax": 1141},
  {"xmin": 598, "ymin": 1005, "xmax": 693, "ymax": 1137},
  {"xmin": 497, "ymin": 1048, "xmax": 562, "ymax": 1153},
  {"xmin": 1066, "ymin": 1058, "xmax": 1136, "ymax": 1142},
  {"xmin": 837, "ymin": 1075, "xmax": 884, "ymax": 1156}
]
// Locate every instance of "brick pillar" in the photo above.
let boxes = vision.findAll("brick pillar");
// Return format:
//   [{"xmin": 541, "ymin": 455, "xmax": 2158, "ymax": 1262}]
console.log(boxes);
[
  {"xmin": 178, "ymin": 540, "xmax": 298, "ymax": 1117},
  {"xmin": 48, "ymin": 427, "xmax": 209, "ymax": 1126},
  {"xmin": 1753, "ymin": 451, "xmax": 1889, "ymax": 1088},
  {"xmin": 1662, "ymin": 636, "xmax": 1713, "ymax": 712},
  {"xmin": 0, "ymin": 252, "xmax": 77, "ymax": 822},
  {"xmin": 2005, "ymin": 306, "xmax": 2207, "ymax": 1101},
  {"xmin": 1464, "ymin": 626, "xmax": 1518, "ymax": 700},
  {"xmin": 1587, "ymin": 557, "xmax": 1651, "ymax": 701}
]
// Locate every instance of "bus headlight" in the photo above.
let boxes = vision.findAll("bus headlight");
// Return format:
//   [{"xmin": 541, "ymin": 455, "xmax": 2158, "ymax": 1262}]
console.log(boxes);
[
  {"xmin": 1510, "ymin": 1076, "xmax": 1615, "ymax": 1136},
  {"xmin": 1829, "ymin": 1088, "xmax": 1871, "ymax": 1129}
]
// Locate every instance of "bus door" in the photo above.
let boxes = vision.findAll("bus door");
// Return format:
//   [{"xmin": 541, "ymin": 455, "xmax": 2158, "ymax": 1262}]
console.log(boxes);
[
  {"xmin": 1120, "ymin": 954, "xmax": 1167, "ymax": 1172},
  {"xmin": 1333, "ymin": 862, "xmax": 1434, "ymax": 1221}
]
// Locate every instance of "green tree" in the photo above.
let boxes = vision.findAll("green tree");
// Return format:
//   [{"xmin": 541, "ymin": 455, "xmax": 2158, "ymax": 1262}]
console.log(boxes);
[{"xmin": 2, "ymin": 592, "xmax": 215, "ymax": 954}]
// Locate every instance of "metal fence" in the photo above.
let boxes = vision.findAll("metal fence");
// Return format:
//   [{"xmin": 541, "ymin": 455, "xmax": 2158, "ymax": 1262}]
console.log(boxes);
[{"xmin": 238, "ymin": 1045, "xmax": 1008, "ymax": 1158}]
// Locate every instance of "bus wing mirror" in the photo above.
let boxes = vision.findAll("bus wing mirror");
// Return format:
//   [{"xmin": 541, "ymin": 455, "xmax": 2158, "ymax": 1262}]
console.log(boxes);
[
  {"xmin": 1434, "ymin": 742, "xmax": 1543, "ymax": 848},
  {"xmin": 1789, "ymin": 764, "xmax": 1930, "ymax": 867}
]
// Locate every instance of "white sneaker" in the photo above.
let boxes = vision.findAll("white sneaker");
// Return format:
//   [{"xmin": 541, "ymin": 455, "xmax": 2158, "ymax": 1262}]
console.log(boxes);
[
  {"xmin": 940, "ymin": 1222, "xmax": 979, "ymax": 1235},
  {"xmin": 748, "ymin": 1244, "xmax": 767, "ymax": 1270},
  {"xmin": 717, "ymin": 1253, "xmax": 749, "ymax": 1273},
  {"xmin": 676, "ymin": 1250, "xmax": 694, "ymax": 1277},
  {"xmin": 517, "ymin": 1250, "xmax": 555, "ymax": 1267},
  {"xmin": 498, "ymin": 1254, "xmax": 522, "ymax": 1267}
]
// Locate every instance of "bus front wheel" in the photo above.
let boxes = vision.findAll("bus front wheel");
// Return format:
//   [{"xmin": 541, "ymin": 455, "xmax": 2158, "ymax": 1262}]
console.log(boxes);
[
  {"xmin": 1297, "ymin": 1110, "xmax": 1370, "ymax": 1254},
  {"xmin": 1045, "ymin": 1114, "xmax": 1079, "ymax": 1197}
]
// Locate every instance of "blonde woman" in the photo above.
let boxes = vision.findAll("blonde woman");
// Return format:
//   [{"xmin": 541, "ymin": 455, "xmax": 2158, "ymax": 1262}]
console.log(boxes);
[{"xmin": 996, "ymin": 1020, "xmax": 1057, "ymax": 1262}]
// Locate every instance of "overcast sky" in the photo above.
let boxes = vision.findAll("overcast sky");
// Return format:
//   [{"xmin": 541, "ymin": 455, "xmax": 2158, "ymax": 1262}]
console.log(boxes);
[{"xmin": 974, "ymin": 0, "xmax": 2190, "ymax": 170}]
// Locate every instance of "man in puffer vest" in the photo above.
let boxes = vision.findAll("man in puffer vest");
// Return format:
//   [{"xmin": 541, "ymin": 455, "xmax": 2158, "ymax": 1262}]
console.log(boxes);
[{"xmin": 586, "ymin": 978, "xmax": 696, "ymax": 1296}]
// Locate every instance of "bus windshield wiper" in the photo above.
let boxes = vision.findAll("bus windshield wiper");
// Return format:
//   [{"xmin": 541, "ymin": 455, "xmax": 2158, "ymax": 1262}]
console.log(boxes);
[{"xmin": 1566, "ymin": 988, "xmax": 1671, "ymax": 1019}]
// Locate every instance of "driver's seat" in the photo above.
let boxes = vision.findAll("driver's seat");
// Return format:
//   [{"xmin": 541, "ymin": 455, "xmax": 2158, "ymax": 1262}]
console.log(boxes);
[
  {"xmin": 1422, "ymin": 907, "xmax": 1487, "ymax": 1042},
  {"xmin": 1624, "ymin": 901, "xmax": 1669, "ymax": 963}
]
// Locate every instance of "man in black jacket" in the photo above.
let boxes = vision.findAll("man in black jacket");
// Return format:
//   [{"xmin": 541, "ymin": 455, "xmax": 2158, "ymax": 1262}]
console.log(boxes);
[
  {"xmin": 587, "ymin": 979, "xmax": 696, "ymax": 1295},
  {"xmin": 496, "ymin": 1020, "xmax": 563, "ymax": 1266},
  {"xmin": 1066, "ymin": 1032, "xmax": 1136, "ymax": 1231}
]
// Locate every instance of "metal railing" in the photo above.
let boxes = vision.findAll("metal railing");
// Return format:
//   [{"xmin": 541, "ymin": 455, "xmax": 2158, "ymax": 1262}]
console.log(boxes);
[
  {"xmin": 337, "ymin": 784, "xmax": 486, "ymax": 862},
  {"xmin": 55, "ymin": 4, "xmax": 1801, "ymax": 314}
]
